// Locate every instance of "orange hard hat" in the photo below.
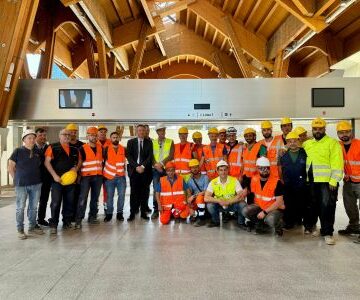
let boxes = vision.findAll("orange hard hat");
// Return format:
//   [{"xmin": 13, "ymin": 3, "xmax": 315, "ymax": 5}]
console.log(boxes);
[
  {"xmin": 165, "ymin": 161, "xmax": 176, "ymax": 169},
  {"xmin": 87, "ymin": 126, "xmax": 98, "ymax": 135}
]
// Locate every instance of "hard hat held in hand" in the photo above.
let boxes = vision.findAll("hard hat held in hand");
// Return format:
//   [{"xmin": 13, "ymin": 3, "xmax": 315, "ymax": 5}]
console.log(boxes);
[{"xmin": 60, "ymin": 170, "xmax": 77, "ymax": 186}]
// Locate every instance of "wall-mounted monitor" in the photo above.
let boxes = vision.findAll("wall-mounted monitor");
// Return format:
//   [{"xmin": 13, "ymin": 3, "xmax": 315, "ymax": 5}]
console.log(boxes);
[
  {"xmin": 312, "ymin": 88, "xmax": 344, "ymax": 107},
  {"xmin": 194, "ymin": 104, "xmax": 210, "ymax": 110},
  {"xmin": 59, "ymin": 89, "xmax": 92, "ymax": 109}
]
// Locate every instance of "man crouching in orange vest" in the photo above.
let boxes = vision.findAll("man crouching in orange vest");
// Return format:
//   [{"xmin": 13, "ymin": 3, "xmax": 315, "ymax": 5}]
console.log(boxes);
[
  {"xmin": 155, "ymin": 161, "xmax": 190, "ymax": 224},
  {"xmin": 242, "ymin": 157, "xmax": 285, "ymax": 236}
]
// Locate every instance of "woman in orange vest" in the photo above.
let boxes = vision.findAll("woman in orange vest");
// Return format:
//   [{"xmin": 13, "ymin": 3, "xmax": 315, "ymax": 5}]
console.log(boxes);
[
  {"xmin": 103, "ymin": 131, "xmax": 126, "ymax": 223},
  {"xmin": 201, "ymin": 127, "xmax": 228, "ymax": 180},
  {"xmin": 174, "ymin": 127, "xmax": 192, "ymax": 176},
  {"xmin": 242, "ymin": 157, "xmax": 285, "ymax": 236},
  {"xmin": 75, "ymin": 127, "xmax": 103, "ymax": 228},
  {"xmin": 155, "ymin": 161, "xmax": 190, "ymax": 225}
]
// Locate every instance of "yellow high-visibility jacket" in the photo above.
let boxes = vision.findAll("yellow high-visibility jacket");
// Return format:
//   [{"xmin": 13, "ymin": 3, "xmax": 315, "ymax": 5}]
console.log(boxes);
[{"xmin": 302, "ymin": 135, "xmax": 343, "ymax": 187}]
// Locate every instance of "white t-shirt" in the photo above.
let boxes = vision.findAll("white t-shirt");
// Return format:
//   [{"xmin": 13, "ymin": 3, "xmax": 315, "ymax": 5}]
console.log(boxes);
[{"xmin": 206, "ymin": 176, "xmax": 243, "ymax": 194}]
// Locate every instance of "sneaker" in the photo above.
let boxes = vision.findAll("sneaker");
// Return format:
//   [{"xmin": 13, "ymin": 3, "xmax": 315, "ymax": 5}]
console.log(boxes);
[
  {"xmin": 338, "ymin": 227, "xmax": 360, "ymax": 235},
  {"xmin": 28, "ymin": 224, "xmax": 44, "ymax": 235},
  {"xmin": 116, "ymin": 213, "xmax": 124, "ymax": 221},
  {"xmin": 63, "ymin": 223, "xmax": 73, "ymax": 230},
  {"xmin": 324, "ymin": 235, "xmax": 335, "ymax": 245},
  {"xmin": 88, "ymin": 218, "xmax": 100, "ymax": 225},
  {"xmin": 38, "ymin": 219, "xmax": 49, "ymax": 226},
  {"xmin": 304, "ymin": 229, "xmax": 312, "ymax": 234},
  {"xmin": 312, "ymin": 230, "xmax": 320, "ymax": 237},
  {"xmin": 151, "ymin": 210, "xmax": 159, "ymax": 220},
  {"xmin": 50, "ymin": 227, "xmax": 57, "ymax": 235},
  {"xmin": 18, "ymin": 230, "xmax": 27, "ymax": 240},
  {"xmin": 194, "ymin": 218, "xmax": 206, "ymax": 227},
  {"xmin": 74, "ymin": 222, "xmax": 82, "ymax": 230},
  {"xmin": 207, "ymin": 221, "xmax": 220, "ymax": 228}
]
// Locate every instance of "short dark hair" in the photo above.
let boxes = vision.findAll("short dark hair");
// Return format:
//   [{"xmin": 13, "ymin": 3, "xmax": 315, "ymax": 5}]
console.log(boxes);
[
  {"xmin": 136, "ymin": 124, "xmax": 146, "ymax": 129},
  {"xmin": 110, "ymin": 131, "xmax": 119, "ymax": 137},
  {"xmin": 35, "ymin": 128, "xmax": 46, "ymax": 134}
]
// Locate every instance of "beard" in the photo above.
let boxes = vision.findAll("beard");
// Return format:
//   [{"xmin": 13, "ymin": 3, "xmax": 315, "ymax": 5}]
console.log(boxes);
[
  {"xmin": 260, "ymin": 173, "xmax": 270, "ymax": 179},
  {"xmin": 340, "ymin": 136, "xmax": 350, "ymax": 142},
  {"xmin": 314, "ymin": 132, "xmax": 325, "ymax": 140},
  {"xmin": 112, "ymin": 140, "xmax": 119, "ymax": 145},
  {"xmin": 263, "ymin": 133, "xmax": 272, "ymax": 139}
]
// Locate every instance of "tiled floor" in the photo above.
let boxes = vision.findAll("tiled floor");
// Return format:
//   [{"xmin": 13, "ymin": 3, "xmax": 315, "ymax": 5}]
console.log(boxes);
[{"xmin": 1, "ymin": 189, "xmax": 360, "ymax": 299}]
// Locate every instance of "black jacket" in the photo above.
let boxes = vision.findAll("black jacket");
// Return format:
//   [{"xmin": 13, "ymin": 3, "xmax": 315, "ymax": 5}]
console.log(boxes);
[{"xmin": 126, "ymin": 138, "xmax": 153, "ymax": 177}]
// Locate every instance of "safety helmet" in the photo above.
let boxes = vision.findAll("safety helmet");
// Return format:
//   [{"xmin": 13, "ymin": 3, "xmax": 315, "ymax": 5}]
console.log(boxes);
[
  {"xmin": 97, "ymin": 124, "xmax": 108, "ymax": 131},
  {"xmin": 216, "ymin": 160, "xmax": 228, "ymax": 168},
  {"xmin": 336, "ymin": 121, "xmax": 352, "ymax": 132},
  {"xmin": 65, "ymin": 123, "xmax": 78, "ymax": 131},
  {"xmin": 219, "ymin": 128, "xmax": 227, "ymax": 134},
  {"xmin": 87, "ymin": 126, "xmax": 98, "ymax": 135},
  {"xmin": 21, "ymin": 129, "xmax": 36, "ymax": 141},
  {"xmin": 243, "ymin": 128, "xmax": 256, "ymax": 136},
  {"xmin": 165, "ymin": 161, "xmax": 176, "ymax": 169},
  {"xmin": 311, "ymin": 118, "xmax": 326, "ymax": 128},
  {"xmin": 155, "ymin": 123, "xmax": 166, "ymax": 131},
  {"xmin": 286, "ymin": 131, "xmax": 299, "ymax": 140},
  {"xmin": 226, "ymin": 127, "xmax": 237, "ymax": 134},
  {"xmin": 60, "ymin": 170, "xmax": 77, "ymax": 186},
  {"xmin": 208, "ymin": 127, "xmax": 219, "ymax": 134},
  {"xmin": 189, "ymin": 159, "xmax": 200, "ymax": 167},
  {"xmin": 280, "ymin": 117, "xmax": 292, "ymax": 125},
  {"xmin": 256, "ymin": 157, "xmax": 270, "ymax": 167},
  {"xmin": 261, "ymin": 120, "xmax": 273, "ymax": 129},
  {"xmin": 178, "ymin": 127, "xmax": 188, "ymax": 134},
  {"xmin": 294, "ymin": 126, "xmax": 307, "ymax": 136},
  {"xmin": 192, "ymin": 131, "xmax": 202, "ymax": 139}
]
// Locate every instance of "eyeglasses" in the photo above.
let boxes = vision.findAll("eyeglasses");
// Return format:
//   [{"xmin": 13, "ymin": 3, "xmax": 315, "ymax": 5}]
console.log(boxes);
[
  {"xmin": 61, "ymin": 134, "xmax": 70, "ymax": 137},
  {"xmin": 257, "ymin": 167, "xmax": 270, "ymax": 171}
]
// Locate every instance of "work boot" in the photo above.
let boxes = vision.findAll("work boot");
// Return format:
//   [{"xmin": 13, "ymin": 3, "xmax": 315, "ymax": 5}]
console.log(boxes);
[
  {"xmin": 18, "ymin": 230, "xmax": 27, "ymax": 240},
  {"xmin": 338, "ymin": 226, "xmax": 360, "ymax": 235},
  {"xmin": 63, "ymin": 222, "xmax": 73, "ymax": 230},
  {"xmin": 104, "ymin": 214, "xmax": 113, "ymax": 222},
  {"xmin": 88, "ymin": 217, "xmax": 100, "ymax": 225},
  {"xmin": 237, "ymin": 223, "xmax": 248, "ymax": 231},
  {"xmin": 50, "ymin": 227, "xmax": 57, "ymax": 235},
  {"xmin": 28, "ymin": 224, "xmax": 44, "ymax": 235},
  {"xmin": 151, "ymin": 210, "xmax": 159, "ymax": 220},
  {"xmin": 116, "ymin": 213, "xmax": 124, "ymax": 221},
  {"xmin": 74, "ymin": 222, "xmax": 82, "ymax": 230},
  {"xmin": 207, "ymin": 221, "xmax": 220, "ymax": 228},
  {"xmin": 37, "ymin": 219, "xmax": 49, "ymax": 226},
  {"xmin": 194, "ymin": 218, "xmax": 206, "ymax": 227},
  {"xmin": 324, "ymin": 235, "xmax": 335, "ymax": 245}
]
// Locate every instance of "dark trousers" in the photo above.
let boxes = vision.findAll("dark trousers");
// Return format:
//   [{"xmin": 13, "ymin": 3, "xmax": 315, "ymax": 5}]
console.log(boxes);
[
  {"xmin": 72, "ymin": 183, "xmax": 81, "ymax": 220},
  {"xmin": 76, "ymin": 175, "xmax": 102, "ymax": 221},
  {"xmin": 152, "ymin": 168, "xmax": 166, "ymax": 211},
  {"xmin": 130, "ymin": 171, "xmax": 151, "ymax": 215},
  {"xmin": 37, "ymin": 178, "xmax": 52, "ymax": 222},
  {"xmin": 49, "ymin": 182, "xmax": 75, "ymax": 227},
  {"xmin": 309, "ymin": 182, "xmax": 338, "ymax": 236},
  {"xmin": 242, "ymin": 204, "xmax": 283, "ymax": 231},
  {"xmin": 283, "ymin": 184, "xmax": 311, "ymax": 227}
]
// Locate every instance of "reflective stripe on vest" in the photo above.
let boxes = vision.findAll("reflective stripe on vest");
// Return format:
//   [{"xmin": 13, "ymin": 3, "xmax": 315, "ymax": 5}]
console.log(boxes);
[
  {"xmin": 228, "ymin": 144, "xmax": 243, "ymax": 177},
  {"xmin": 203, "ymin": 143, "xmax": 224, "ymax": 178},
  {"xmin": 260, "ymin": 136, "xmax": 284, "ymax": 178},
  {"xmin": 103, "ymin": 144, "xmax": 126, "ymax": 179},
  {"xmin": 159, "ymin": 176, "xmax": 186, "ymax": 206},
  {"xmin": 81, "ymin": 144, "xmax": 103, "ymax": 176},
  {"xmin": 153, "ymin": 138, "xmax": 172, "ymax": 163},
  {"xmin": 174, "ymin": 142, "xmax": 192, "ymax": 174},
  {"xmin": 251, "ymin": 174, "xmax": 278, "ymax": 210},
  {"xmin": 243, "ymin": 142, "xmax": 261, "ymax": 177}
]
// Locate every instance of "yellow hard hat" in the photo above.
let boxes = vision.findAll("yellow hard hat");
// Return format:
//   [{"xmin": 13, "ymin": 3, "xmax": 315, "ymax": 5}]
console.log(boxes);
[
  {"xmin": 192, "ymin": 131, "xmax": 202, "ymax": 139},
  {"xmin": 294, "ymin": 126, "xmax": 307, "ymax": 136},
  {"xmin": 178, "ymin": 127, "xmax": 188, "ymax": 134},
  {"xmin": 219, "ymin": 128, "xmax": 226, "ymax": 134},
  {"xmin": 65, "ymin": 123, "xmax": 78, "ymax": 131},
  {"xmin": 261, "ymin": 120, "xmax": 273, "ymax": 129},
  {"xmin": 311, "ymin": 118, "xmax": 326, "ymax": 128},
  {"xmin": 189, "ymin": 159, "xmax": 200, "ymax": 167},
  {"xmin": 60, "ymin": 170, "xmax": 77, "ymax": 186},
  {"xmin": 281, "ymin": 117, "xmax": 292, "ymax": 125},
  {"xmin": 208, "ymin": 127, "xmax": 219, "ymax": 134},
  {"xmin": 286, "ymin": 131, "xmax": 299, "ymax": 140},
  {"xmin": 98, "ymin": 124, "xmax": 108, "ymax": 131},
  {"xmin": 336, "ymin": 121, "xmax": 352, "ymax": 132},
  {"xmin": 244, "ymin": 128, "xmax": 256, "ymax": 136}
]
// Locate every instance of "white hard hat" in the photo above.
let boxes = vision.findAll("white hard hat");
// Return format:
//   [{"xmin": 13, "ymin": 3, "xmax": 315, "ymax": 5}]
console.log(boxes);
[
  {"xmin": 22, "ymin": 129, "xmax": 36, "ymax": 141},
  {"xmin": 155, "ymin": 123, "xmax": 166, "ymax": 131},
  {"xmin": 216, "ymin": 160, "xmax": 228, "ymax": 168},
  {"xmin": 256, "ymin": 157, "xmax": 270, "ymax": 167}
]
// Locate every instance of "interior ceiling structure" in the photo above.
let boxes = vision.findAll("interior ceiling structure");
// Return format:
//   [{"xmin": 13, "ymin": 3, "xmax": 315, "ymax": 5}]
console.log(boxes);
[{"xmin": 19, "ymin": 0, "xmax": 360, "ymax": 80}]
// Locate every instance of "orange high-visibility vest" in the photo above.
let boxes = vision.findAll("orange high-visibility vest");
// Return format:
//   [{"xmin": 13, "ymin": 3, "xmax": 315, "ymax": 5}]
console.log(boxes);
[
  {"xmin": 203, "ymin": 143, "xmax": 225, "ymax": 180},
  {"xmin": 81, "ymin": 144, "xmax": 103, "ymax": 176},
  {"xmin": 103, "ymin": 144, "xmax": 126, "ymax": 179},
  {"xmin": 227, "ymin": 143, "xmax": 243, "ymax": 178},
  {"xmin": 174, "ymin": 142, "xmax": 192, "ymax": 175},
  {"xmin": 341, "ymin": 139, "xmax": 360, "ymax": 183},
  {"xmin": 159, "ymin": 176, "xmax": 186, "ymax": 207},
  {"xmin": 193, "ymin": 144, "xmax": 207, "ymax": 175},
  {"xmin": 98, "ymin": 139, "xmax": 112, "ymax": 148},
  {"xmin": 243, "ymin": 142, "xmax": 262, "ymax": 177},
  {"xmin": 260, "ymin": 135, "xmax": 284, "ymax": 178},
  {"xmin": 251, "ymin": 174, "xmax": 279, "ymax": 210}
]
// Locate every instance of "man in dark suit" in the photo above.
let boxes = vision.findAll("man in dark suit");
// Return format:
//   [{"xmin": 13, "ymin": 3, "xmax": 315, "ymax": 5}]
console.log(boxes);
[{"xmin": 126, "ymin": 124, "xmax": 153, "ymax": 221}]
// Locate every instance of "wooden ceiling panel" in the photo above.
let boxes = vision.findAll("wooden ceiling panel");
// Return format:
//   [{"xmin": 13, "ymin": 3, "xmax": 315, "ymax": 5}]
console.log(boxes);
[{"xmin": 257, "ymin": 5, "xmax": 290, "ymax": 38}]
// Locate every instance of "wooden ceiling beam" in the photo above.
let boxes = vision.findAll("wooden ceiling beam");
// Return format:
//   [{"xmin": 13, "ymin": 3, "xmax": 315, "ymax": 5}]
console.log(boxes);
[
  {"xmin": 96, "ymin": 32, "xmax": 108, "ymax": 78},
  {"xmin": 84, "ymin": 34, "xmax": 98, "ymax": 78},
  {"xmin": 38, "ymin": 21, "xmax": 56, "ymax": 78},
  {"xmin": 273, "ymin": 50, "xmax": 290, "ymax": 77},
  {"xmin": 223, "ymin": 16, "xmax": 253, "ymax": 78},
  {"xmin": 233, "ymin": 0, "xmax": 245, "ymax": 19},
  {"xmin": 60, "ymin": 0, "xmax": 81, "ymax": 7},
  {"xmin": 274, "ymin": 0, "xmax": 327, "ymax": 32},
  {"xmin": 298, "ymin": 48, "xmax": 318, "ymax": 64},
  {"xmin": 212, "ymin": 52, "xmax": 227, "ymax": 78},
  {"xmin": 314, "ymin": 0, "xmax": 339, "ymax": 17},
  {"xmin": 152, "ymin": 0, "xmax": 195, "ymax": 18},
  {"xmin": 130, "ymin": 23, "xmax": 149, "ymax": 78},
  {"xmin": 291, "ymin": 0, "xmax": 316, "ymax": 16}
]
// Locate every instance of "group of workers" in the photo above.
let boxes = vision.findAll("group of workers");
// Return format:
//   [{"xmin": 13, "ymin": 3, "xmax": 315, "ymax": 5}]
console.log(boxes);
[{"xmin": 8, "ymin": 117, "xmax": 360, "ymax": 246}]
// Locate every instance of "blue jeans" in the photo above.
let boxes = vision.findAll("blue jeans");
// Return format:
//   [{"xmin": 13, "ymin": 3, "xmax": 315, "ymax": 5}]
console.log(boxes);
[
  {"xmin": 76, "ymin": 175, "xmax": 102, "ymax": 221},
  {"xmin": 15, "ymin": 183, "xmax": 42, "ymax": 231},
  {"xmin": 152, "ymin": 168, "xmax": 166, "ymax": 211},
  {"xmin": 207, "ymin": 201, "xmax": 246, "ymax": 225},
  {"xmin": 105, "ymin": 176, "xmax": 126, "ymax": 214}
]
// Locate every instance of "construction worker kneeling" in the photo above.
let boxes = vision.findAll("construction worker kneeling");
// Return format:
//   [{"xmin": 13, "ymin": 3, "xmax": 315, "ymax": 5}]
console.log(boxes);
[
  {"xmin": 204, "ymin": 160, "xmax": 247, "ymax": 228},
  {"xmin": 242, "ymin": 157, "xmax": 285, "ymax": 236},
  {"xmin": 155, "ymin": 162, "xmax": 190, "ymax": 225}
]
